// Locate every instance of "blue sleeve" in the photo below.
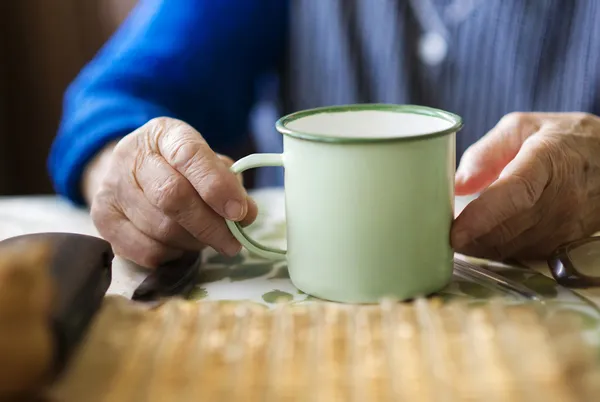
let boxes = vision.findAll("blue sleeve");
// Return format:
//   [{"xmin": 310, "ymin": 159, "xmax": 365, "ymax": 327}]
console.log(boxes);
[{"xmin": 48, "ymin": 0, "xmax": 287, "ymax": 205}]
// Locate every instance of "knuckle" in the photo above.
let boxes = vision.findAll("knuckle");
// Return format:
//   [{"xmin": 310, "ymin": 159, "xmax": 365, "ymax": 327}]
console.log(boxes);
[
  {"xmin": 216, "ymin": 154, "xmax": 235, "ymax": 167},
  {"xmin": 530, "ymin": 136, "xmax": 561, "ymax": 168},
  {"xmin": 143, "ymin": 116, "xmax": 183, "ymax": 152},
  {"xmin": 511, "ymin": 174, "xmax": 538, "ymax": 207},
  {"xmin": 152, "ymin": 174, "xmax": 189, "ymax": 215},
  {"xmin": 195, "ymin": 220, "xmax": 220, "ymax": 242},
  {"xmin": 147, "ymin": 116, "xmax": 173, "ymax": 127},
  {"xmin": 117, "ymin": 120, "xmax": 164, "ymax": 154},
  {"xmin": 199, "ymin": 173, "xmax": 231, "ymax": 203},
  {"xmin": 572, "ymin": 112, "xmax": 593, "ymax": 123},
  {"xmin": 169, "ymin": 140, "xmax": 210, "ymax": 174},
  {"xmin": 501, "ymin": 112, "xmax": 528, "ymax": 128},
  {"xmin": 569, "ymin": 112, "xmax": 597, "ymax": 133},
  {"xmin": 193, "ymin": 219, "xmax": 228, "ymax": 246},
  {"xmin": 500, "ymin": 112, "xmax": 542, "ymax": 140},
  {"xmin": 113, "ymin": 136, "xmax": 148, "ymax": 177},
  {"xmin": 154, "ymin": 216, "xmax": 179, "ymax": 242},
  {"xmin": 145, "ymin": 116, "xmax": 177, "ymax": 137},
  {"xmin": 139, "ymin": 118, "xmax": 206, "ymax": 157},
  {"xmin": 529, "ymin": 134, "xmax": 567, "ymax": 175},
  {"xmin": 535, "ymin": 130, "xmax": 562, "ymax": 146}
]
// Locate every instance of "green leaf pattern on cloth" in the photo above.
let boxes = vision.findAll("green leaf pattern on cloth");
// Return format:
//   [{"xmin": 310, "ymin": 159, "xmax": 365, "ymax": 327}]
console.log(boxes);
[
  {"xmin": 262, "ymin": 290, "xmax": 294, "ymax": 303},
  {"xmin": 457, "ymin": 280, "xmax": 498, "ymax": 299},
  {"xmin": 188, "ymin": 287, "xmax": 208, "ymax": 299},
  {"xmin": 523, "ymin": 275, "xmax": 559, "ymax": 298}
]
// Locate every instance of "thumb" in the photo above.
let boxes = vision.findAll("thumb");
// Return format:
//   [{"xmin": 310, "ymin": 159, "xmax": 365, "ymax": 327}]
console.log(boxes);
[{"xmin": 456, "ymin": 113, "xmax": 540, "ymax": 195}]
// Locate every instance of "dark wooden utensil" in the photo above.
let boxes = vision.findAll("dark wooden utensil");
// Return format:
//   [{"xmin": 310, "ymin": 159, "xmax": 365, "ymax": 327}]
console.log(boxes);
[{"xmin": 132, "ymin": 250, "xmax": 203, "ymax": 301}]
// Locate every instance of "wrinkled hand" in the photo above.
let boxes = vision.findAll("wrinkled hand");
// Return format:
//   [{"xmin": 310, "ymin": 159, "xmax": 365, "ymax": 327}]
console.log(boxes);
[
  {"xmin": 451, "ymin": 112, "xmax": 600, "ymax": 260},
  {"xmin": 90, "ymin": 117, "xmax": 257, "ymax": 268}
]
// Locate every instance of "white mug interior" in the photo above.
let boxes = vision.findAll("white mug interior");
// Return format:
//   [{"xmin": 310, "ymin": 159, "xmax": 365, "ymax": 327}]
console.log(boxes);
[{"xmin": 285, "ymin": 109, "xmax": 455, "ymax": 140}]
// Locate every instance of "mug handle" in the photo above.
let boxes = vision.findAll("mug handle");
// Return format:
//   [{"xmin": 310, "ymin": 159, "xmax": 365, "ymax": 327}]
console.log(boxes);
[{"xmin": 225, "ymin": 153, "xmax": 287, "ymax": 261}]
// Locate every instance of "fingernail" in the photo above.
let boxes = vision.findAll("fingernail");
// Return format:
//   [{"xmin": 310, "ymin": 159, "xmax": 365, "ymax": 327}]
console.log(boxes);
[{"xmin": 224, "ymin": 199, "xmax": 246, "ymax": 220}]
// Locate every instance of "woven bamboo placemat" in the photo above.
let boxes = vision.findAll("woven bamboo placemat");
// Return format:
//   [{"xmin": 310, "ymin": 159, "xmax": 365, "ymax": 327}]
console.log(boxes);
[{"xmin": 47, "ymin": 296, "xmax": 600, "ymax": 402}]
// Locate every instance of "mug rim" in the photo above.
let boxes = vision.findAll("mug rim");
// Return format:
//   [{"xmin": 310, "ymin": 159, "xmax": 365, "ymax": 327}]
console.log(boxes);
[{"xmin": 275, "ymin": 103, "xmax": 463, "ymax": 144}]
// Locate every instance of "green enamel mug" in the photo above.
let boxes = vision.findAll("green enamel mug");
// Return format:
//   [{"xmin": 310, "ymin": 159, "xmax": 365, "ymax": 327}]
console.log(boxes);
[{"xmin": 225, "ymin": 104, "xmax": 463, "ymax": 303}]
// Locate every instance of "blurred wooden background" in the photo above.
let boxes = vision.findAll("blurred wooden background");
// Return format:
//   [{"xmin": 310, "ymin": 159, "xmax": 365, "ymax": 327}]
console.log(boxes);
[{"xmin": 0, "ymin": 0, "xmax": 137, "ymax": 195}]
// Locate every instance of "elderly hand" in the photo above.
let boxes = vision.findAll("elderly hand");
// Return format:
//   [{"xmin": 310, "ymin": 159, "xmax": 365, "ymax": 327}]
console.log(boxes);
[
  {"xmin": 451, "ymin": 112, "xmax": 600, "ymax": 260},
  {"xmin": 89, "ymin": 117, "xmax": 257, "ymax": 268}
]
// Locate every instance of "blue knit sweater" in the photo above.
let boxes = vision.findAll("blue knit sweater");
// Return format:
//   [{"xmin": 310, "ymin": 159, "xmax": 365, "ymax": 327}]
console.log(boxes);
[{"xmin": 48, "ymin": 0, "xmax": 600, "ymax": 205}]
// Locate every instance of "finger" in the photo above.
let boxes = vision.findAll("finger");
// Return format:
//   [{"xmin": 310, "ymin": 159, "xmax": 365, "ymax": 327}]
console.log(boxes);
[
  {"xmin": 114, "ymin": 179, "xmax": 203, "ymax": 251},
  {"xmin": 133, "ymin": 152, "xmax": 242, "ymax": 256},
  {"xmin": 216, "ymin": 154, "xmax": 257, "ymax": 226},
  {"xmin": 452, "ymin": 134, "xmax": 551, "ymax": 249},
  {"xmin": 240, "ymin": 196, "xmax": 259, "ymax": 227},
  {"xmin": 91, "ymin": 200, "xmax": 182, "ymax": 268},
  {"xmin": 217, "ymin": 153, "xmax": 244, "ymax": 186},
  {"xmin": 111, "ymin": 220, "xmax": 183, "ymax": 268},
  {"xmin": 454, "ymin": 206, "xmax": 544, "ymax": 260},
  {"xmin": 216, "ymin": 154, "xmax": 235, "ymax": 166},
  {"xmin": 147, "ymin": 118, "xmax": 249, "ymax": 221},
  {"xmin": 469, "ymin": 222, "xmax": 565, "ymax": 261},
  {"xmin": 508, "ymin": 203, "xmax": 587, "ymax": 260},
  {"xmin": 455, "ymin": 112, "xmax": 541, "ymax": 195}
]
